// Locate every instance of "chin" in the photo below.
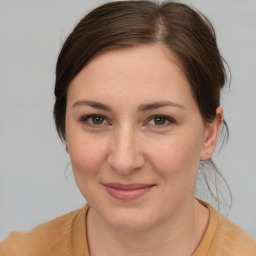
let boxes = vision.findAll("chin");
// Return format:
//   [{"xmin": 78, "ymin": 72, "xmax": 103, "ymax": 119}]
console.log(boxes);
[
  {"xmin": 109, "ymin": 218, "xmax": 154, "ymax": 232},
  {"xmin": 101, "ymin": 206, "xmax": 157, "ymax": 232}
]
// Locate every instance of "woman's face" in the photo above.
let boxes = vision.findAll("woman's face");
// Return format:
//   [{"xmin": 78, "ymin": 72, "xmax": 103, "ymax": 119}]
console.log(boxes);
[{"xmin": 65, "ymin": 45, "xmax": 220, "ymax": 231}]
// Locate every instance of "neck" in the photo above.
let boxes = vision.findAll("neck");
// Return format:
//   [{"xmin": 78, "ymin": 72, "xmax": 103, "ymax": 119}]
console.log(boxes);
[{"xmin": 86, "ymin": 199, "xmax": 209, "ymax": 256}]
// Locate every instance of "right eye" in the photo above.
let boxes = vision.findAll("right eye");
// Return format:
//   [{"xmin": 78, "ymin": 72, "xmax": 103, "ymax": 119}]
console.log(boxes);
[{"xmin": 81, "ymin": 114, "xmax": 108, "ymax": 126}]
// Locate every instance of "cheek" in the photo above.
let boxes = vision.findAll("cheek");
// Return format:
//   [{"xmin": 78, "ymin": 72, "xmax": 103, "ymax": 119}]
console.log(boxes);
[
  {"xmin": 148, "ymin": 136, "xmax": 202, "ymax": 206},
  {"xmin": 68, "ymin": 138, "xmax": 107, "ymax": 179},
  {"xmin": 67, "ymin": 139, "xmax": 108, "ymax": 202},
  {"xmin": 148, "ymin": 134, "xmax": 202, "ymax": 180}
]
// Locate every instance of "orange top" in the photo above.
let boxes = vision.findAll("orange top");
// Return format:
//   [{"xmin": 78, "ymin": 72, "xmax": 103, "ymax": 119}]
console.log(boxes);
[{"xmin": 0, "ymin": 202, "xmax": 255, "ymax": 256}]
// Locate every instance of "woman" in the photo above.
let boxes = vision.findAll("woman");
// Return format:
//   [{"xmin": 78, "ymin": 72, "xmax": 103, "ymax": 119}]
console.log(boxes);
[{"xmin": 1, "ymin": 1, "xmax": 255, "ymax": 255}]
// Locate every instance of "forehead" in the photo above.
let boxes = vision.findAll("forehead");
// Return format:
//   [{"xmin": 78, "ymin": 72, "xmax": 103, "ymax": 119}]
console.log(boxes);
[
  {"xmin": 74, "ymin": 44, "xmax": 184, "ymax": 82},
  {"xmin": 67, "ymin": 44, "xmax": 194, "ymax": 108}
]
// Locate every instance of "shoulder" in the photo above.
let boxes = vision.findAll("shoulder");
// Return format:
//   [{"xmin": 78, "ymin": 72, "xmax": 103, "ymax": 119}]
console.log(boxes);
[
  {"xmin": 0, "ymin": 208, "xmax": 84, "ymax": 256},
  {"xmin": 194, "ymin": 200, "xmax": 256, "ymax": 256},
  {"xmin": 210, "ymin": 212, "xmax": 256, "ymax": 255}
]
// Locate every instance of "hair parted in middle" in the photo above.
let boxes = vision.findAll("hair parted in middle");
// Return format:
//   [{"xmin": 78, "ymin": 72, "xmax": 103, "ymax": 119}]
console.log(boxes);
[{"xmin": 54, "ymin": 1, "xmax": 227, "ymax": 141}]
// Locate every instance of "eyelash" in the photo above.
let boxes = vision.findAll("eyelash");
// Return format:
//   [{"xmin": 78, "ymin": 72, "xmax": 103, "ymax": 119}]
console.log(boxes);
[
  {"xmin": 80, "ymin": 114, "xmax": 175, "ymax": 128},
  {"xmin": 146, "ymin": 115, "xmax": 175, "ymax": 127},
  {"xmin": 80, "ymin": 114, "xmax": 109, "ymax": 128}
]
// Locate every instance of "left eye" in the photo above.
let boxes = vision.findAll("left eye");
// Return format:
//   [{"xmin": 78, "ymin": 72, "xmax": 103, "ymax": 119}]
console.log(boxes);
[{"xmin": 148, "ymin": 115, "xmax": 174, "ymax": 126}]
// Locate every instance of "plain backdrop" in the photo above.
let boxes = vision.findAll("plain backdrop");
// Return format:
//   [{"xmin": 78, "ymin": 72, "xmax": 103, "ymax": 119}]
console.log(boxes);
[{"xmin": 0, "ymin": 0, "xmax": 255, "ymax": 240}]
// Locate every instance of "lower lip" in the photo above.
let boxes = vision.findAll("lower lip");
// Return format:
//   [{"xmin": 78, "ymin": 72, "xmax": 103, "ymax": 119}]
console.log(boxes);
[{"xmin": 104, "ymin": 186, "xmax": 154, "ymax": 201}]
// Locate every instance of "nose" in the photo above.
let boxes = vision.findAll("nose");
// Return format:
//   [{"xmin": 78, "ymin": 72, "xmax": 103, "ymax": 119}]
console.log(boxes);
[{"xmin": 107, "ymin": 125, "xmax": 145, "ymax": 175}]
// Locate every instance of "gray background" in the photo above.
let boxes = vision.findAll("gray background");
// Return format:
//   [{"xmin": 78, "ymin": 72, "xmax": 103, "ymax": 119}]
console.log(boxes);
[{"xmin": 0, "ymin": 0, "xmax": 255, "ymax": 240}]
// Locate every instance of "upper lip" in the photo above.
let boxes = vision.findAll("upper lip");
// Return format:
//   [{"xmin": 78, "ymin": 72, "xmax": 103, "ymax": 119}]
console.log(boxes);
[{"xmin": 103, "ymin": 183, "xmax": 155, "ymax": 190}]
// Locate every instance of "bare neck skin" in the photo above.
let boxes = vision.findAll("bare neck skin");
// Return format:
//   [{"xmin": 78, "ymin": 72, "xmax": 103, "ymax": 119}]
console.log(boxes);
[{"xmin": 86, "ymin": 199, "xmax": 209, "ymax": 256}]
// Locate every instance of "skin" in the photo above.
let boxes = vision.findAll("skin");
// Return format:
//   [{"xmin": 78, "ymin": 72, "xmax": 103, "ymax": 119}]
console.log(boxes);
[{"xmin": 65, "ymin": 44, "xmax": 223, "ymax": 256}]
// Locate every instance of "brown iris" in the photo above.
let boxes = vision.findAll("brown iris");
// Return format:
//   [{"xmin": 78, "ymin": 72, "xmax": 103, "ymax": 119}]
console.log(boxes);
[
  {"xmin": 92, "ymin": 115, "xmax": 104, "ymax": 124},
  {"xmin": 153, "ymin": 116, "xmax": 166, "ymax": 125}
]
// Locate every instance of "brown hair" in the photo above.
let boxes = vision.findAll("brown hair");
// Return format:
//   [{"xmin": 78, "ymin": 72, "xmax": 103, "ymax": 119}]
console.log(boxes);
[{"xmin": 54, "ymin": 1, "xmax": 231, "ymax": 210}]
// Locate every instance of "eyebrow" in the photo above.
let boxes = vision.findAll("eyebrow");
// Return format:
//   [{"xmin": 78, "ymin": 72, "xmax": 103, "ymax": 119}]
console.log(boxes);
[
  {"xmin": 138, "ymin": 101, "xmax": 186, "ymax": 111},
  {"xmin": 72, "ymin": 100, "xmax": 186, "ymax": 112},
  {"xmin": 72, "ymin": 100, "xmax": 113, "ymax": 111}
]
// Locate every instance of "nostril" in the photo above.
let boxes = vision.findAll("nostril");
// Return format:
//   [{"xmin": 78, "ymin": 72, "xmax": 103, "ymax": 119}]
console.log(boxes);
[{"xmin": 107, "ymin": 151, "xmax": 145, "ymax": 175}]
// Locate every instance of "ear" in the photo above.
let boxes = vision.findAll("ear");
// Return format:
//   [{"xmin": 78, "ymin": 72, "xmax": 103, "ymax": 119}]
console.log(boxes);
[{"xmin": 200, "ymin": 106, "xmax": 223, "ymax": 161}]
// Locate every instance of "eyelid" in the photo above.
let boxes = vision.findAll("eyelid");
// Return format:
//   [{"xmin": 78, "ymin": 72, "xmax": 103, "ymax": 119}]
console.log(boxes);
[
  {"xmin": 80, "ymin": 114, "xmax": 110, "ymax": 127},
  {"xmin": 81, "ymin": 114, "xmax": 104, "ymax": 121},
  {"xmin": 145, "ymin": 115, "xmax": 175, "ymax": 126}
]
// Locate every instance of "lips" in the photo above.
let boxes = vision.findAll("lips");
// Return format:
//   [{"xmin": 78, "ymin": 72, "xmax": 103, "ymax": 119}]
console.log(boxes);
[{"xmin": 103, "ymin": 183, "xmax": 155, "ymax": 201}]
